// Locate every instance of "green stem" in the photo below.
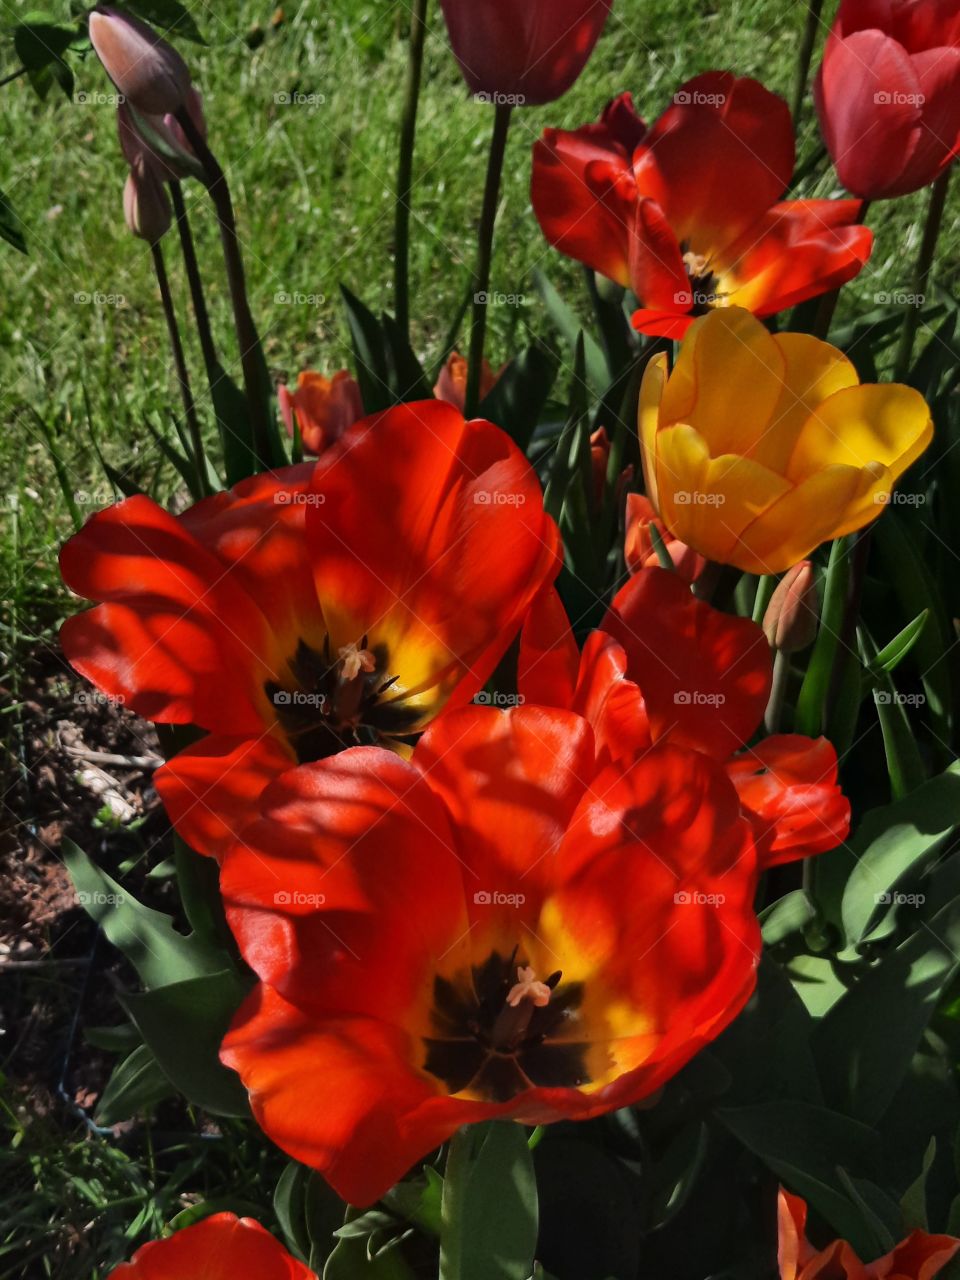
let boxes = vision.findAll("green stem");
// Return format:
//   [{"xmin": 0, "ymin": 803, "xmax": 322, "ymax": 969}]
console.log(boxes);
[
  {"xmin": 151, "ymin": 241, "xmax": 207, "ymax": 497},
  {"xmin": 791, "ymin": 0, "xmax": 826, "ymax": 124},
  {"xmin": 175, "ymin": 108, "xmax": 275, "ymax": 471},
  {"xmin": 0, "ymin": 65, "xmax": 28, "ymax": 89},
  {"xmin": 893, "ymin": 168, "xmax": 951, "ymax": 382},
  {"xmin": 464, "ymin": 102, "xmax": 513, "ymax": 419},
  {"xmin": 764, "ymin": 648, "xmax": 790, "ymax": 734},
  {"xmin": 811, "ymin": 200, "xmax": 871, "ymax": 339},
  {"xmin": 169, "ymin": 180, "xmax": 218, "ymax": 380},
  {"xmin": 439, "ymin": 1126, "xmax": 473, "ymax": 1280},
  {"xmin": 394, "ymin": 0, "xmax": 428, "ymax": 340},
  {"xmin": 752, "ymin": 574, "xmax": 776, "ymax": 624}
]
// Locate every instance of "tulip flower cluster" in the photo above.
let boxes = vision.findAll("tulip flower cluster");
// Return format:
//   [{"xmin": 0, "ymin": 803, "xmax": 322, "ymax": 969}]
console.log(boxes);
[{"xmin": 32, "ymin": 0, "xmax": 959, "ymax": 1276}]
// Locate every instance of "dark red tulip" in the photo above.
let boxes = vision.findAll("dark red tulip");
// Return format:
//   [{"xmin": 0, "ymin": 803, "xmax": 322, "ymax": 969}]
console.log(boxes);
[
  {"xmin": 438, "ymin": 0, "xmax": 612, "ymax": 106},
  {"xmin": 814, "ymin": 0, "xmax": 960, "ymax": 198}
]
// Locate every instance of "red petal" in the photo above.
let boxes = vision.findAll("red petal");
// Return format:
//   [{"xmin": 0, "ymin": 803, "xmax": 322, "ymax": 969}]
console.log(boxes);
[
  {"xmin": 517, "ymin": 584, "xmax": 579, "ymax": 707},
  {"xmin": 307, "ymin": 400, "xmax": 560, "ymax": 724},
  {"xmin": 110, "ymin": 1211, "xmax": 313, "ymax": 1280},
  {"xmin": 569, "ymin": 630, "xmax": 651, "ymax": 766},
  {"xmin": 628, "ymin": 198, "xmax": 690, "ymax": 310},
  {"xmin": 726, "ymin": 734, "xmax": 850, "ymax": 868},
  {"xmin": 602, "ymin": 568, "xmax": 771, "ymax": 759},
  {"xmin": 878, "ymin": 1230, "xmax": 960, "ymax": 1280},
  {"xmin": 220, "ymin": 747, "xmax": 467, "ymax": 1021},
  {"xmin": 154, "ymin": 733, "xmax": 295, "ymax": 863}
]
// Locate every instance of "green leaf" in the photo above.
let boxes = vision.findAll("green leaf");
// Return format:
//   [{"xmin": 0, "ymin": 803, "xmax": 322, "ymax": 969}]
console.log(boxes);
[
  {"xmin": 381, "ymin": 312, "xmax": 432, "ymax": 401},
  {"xmin": 814, "ymin": 894, "xmax": 960, "ymax": 1124},
  {"xmin": 840, "ymin": 761, "xmax": 960, "ymax": 943},
  {"xmin": 861, "ymin": 625, "xmax": 927, "ymax": 799},
  {"xmin": 208, "ymin": 361, "xmax": 256, "ymax": 487},
  {"xmin": 761, "ymin": 890, "xmax": 816, "ymax": 947},
  {"xmin": 868, "ymin": 610, "xmax": 929, "ymax": 675},
  {"xmin": 324, "ymin": 1208, "xmax": 416, "ymax": 1279},
  {"xmin": 0, "ymin": 186, "xmax": 27, "ymax": 254},
  {"xmin": 718, "ymin": 1101, "xmax": 882, "ymax": 1256},
  {"xmin": 794, "ymin": 538, "xmax": 849, "ymax": 737},
  {"xmin": 63, "ymin": 838, "xmax": 228, "ymax": 988},
  {"xmin": 12, "ymin": 17, "xmax": 78, "ymax": 73},
  {"xmin": 900, "ymin": 1138, "xmax": 937, "ymax": 1232},
  {"xmin": 532, "ymin": 268, "xmax": 608, "ymax": 393},
  {"xmin": 478, "ymin": 344, "xmax": 557, "ymax": 453},
  {"xmin": 126, "ymin": 0, "xmax": 205, "ymax": 42},
  {"xmin": 341, "ymin": 285, "xmax": 392, "ymax": 413},
  {"xmin": 121, "ymin": 970, "xmax": 250, "ymax": 1116},
  {"xmin": 95, "ymin": 1044, "xmax": 174, "ymax": 1125}
]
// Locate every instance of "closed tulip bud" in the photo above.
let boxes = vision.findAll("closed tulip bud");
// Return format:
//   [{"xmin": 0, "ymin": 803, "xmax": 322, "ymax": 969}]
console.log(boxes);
[
  {"xmin": 89, "ymin": 7, "xmax": 190, "ymax": 116},
  {"xmin": 763, "ymin": 561, "xmax": 818, "ymax": 652},
  {"xmin": 117, "ymin": 88, "xmax": 205, "ymax": 182},
  {"xmin": 123, "ymin": 163, "xmax": 172, "ymax": 244}
]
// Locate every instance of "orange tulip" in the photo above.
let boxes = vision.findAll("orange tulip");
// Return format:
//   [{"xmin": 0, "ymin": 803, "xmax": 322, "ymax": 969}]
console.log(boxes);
[
  {"xmin": 277, "ymin": 370, "xmax": 364, "ymax": 455},
  {"xmin": 433, "ymin": 350, "xmax": 499, "ymax": 413}
]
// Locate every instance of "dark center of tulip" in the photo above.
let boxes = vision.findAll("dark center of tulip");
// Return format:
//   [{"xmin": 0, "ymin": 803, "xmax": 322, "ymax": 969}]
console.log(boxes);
[
  {"xmin": 423, "ymin": 949, "xmax": 589, "ymax": 1101},
  {"xmin": 265, "ymin": 636, "xmax": 421, "ymax": 762},
  {"xmin": 681, "ymin": 247, "xmax": 723, "ymax": 315}
]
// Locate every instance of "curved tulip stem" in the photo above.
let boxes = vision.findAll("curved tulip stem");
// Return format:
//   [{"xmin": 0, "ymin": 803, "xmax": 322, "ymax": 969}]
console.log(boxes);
[
  {"xmin": 791, "ymin": 0, "xmax": 826, "ymax": 124},
  {"xmin": 169, "ymin": 180, "xmax": 218, "ymax": 380},
  {"xmin": 893, "ymin": 168, "xmax": 951, "ymax": 383},
  {"xmin": 151, "ymin": 240, "xmax": 208, "ymax": 497},
  {"xmin": 439, "ymin": 1126, "xmax": 472, "ymax": 1279},
  {"xmin": 394, "ymin": 0, "xmax": 429, "ymax": 341},
  {"xmin": 174, "ymin": 107, "xmax": 276, "ymax": 472},
  {"xmin": 465, "ymin": 102, "xmax": 513, "ymax": 419}
]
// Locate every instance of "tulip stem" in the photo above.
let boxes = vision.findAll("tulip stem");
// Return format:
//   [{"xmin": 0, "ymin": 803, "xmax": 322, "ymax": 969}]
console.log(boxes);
[
  {"xmin": 169, "ymin": 181, "xmax": 219, "ymax": 380},
  {"xmin": 394, "ymin": 0, "xmax": 428, "ymax": 341},
  {"xmin": 174, "ymin": 108, "xmax": 277, "ymax": 472},
  {"xmin": 893, "ymin": 168, "xmax": 951, "ymax": 382},
  {"xmin": 790, "ymin": 0, "xmax": 825, "ymax": 124},
  {"xmin": 465, "ymin": 102, "xmax": 513, "ymax": 419},
  {"xmin": 150, "ymin": 241, "xmax": 208, "ymax": 497},
  {"xmin": 764, "ymin": 649, "xmax": 790, "ymax": 734}
]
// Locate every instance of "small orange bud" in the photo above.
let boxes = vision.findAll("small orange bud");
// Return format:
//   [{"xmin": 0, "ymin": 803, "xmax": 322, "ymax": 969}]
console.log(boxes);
[
  {"xmin": 763, "ymin": 561, "xmax": 818, "ymax": 652},
  {"xmin": 433, "ymin": 351, "xmax": 499, "ymax": 414},
  {"xmin": 123, "ymin": 163, "xmax": 171, "ymax": 244},
  {"xmin": 89, "ymin": 7, "xmax": 190, "ymax": 115}
]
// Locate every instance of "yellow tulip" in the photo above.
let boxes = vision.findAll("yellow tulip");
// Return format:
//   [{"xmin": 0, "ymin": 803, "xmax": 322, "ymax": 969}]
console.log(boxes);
[{"xmin": 639, "ymin": 307, "xmax": 933, "ymax": 574}]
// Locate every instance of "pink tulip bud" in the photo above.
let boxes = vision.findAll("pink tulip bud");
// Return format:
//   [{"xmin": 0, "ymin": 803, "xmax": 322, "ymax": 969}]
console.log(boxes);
[
  {"xmin": 123, "ymin": 162, "xmax": 172, "ymax": 244},
  {"xmin": 117, "ymin": 87, "xmax": 205, "ymax": 182},
  {"xmin": 763, "ymin": 561, "xmax": 819, "ymax": 652},
  {"xmin": 89, "ymin": 7, "xmax": 190, "ymax": 115}
]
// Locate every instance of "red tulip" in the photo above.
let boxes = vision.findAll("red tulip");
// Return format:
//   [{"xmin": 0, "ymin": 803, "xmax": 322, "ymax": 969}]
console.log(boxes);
[
  {"xmin": 518, "ymin": 569, "xmax": 850, "ymax": 865},
  {"xmin": 438, "ymin": 0, "xmax": 612, "ymax": 106},
  {"xmin": 779, "ymin": 1188, "xmax": 960, "ymax": 1279},
  {"xmin": 110, "ymin": 1212, "xmax": 314, "ymax": 1279},
  {"xmin": 532, "ymin": 73, "xmax": 873, "ymax": 338},
  {"xmin": 219, "ymin": 706, "xmax": 760, "ymax": 1205},
  {"xmin": 623, "ymin": 493, "xmax": 704, "ymax": 581},
  {"xmin": 277, "ymin": 370, "xmax": 363, "ymax": 455},
  {"xmin": 59, "ymin": 402, "xmax": 559, "ymax": 863},
  {"xmin": 433, "ymin": 350, "xmax": 499, "ymax": 412},
  {"xmin": 814, "ymin": 0, "xmax": 960, "ymax": 199}
]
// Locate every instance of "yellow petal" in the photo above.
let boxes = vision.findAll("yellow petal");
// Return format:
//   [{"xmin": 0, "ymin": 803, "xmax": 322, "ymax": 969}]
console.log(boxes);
[
  {"xmin": 638, "ymin": 352, "xmax": 668, "ymax": 510},
  {"xmin": 661, "ymin": 307, "xmax": 786, "ymax": 455},
  {"xmin": 786, "ymin": 383, "xmax": 933, "ymax": 484},
  {"xmin": 656, "ymin": 424, "xmax": 791, "ymax": 564},
  {"xmin": 735, "ymin": 464, "xmax": 889, "ymax": 574},
  {"xmin": 748, "ymin": 333, "xmax": 860, "ymax": 474}
]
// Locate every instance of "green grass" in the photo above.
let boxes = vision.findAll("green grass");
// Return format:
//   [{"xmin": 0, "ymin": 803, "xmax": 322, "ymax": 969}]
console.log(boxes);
[{"xmin": 1, "ymin": 0, "xmax": 957, "ymax": 645}]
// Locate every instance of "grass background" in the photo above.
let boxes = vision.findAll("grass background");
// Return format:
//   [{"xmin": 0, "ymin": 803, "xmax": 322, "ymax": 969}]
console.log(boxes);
[
  {"xmin": 0, "ymin": 3, "xmax": 958, "ymax": 1274},
  {"xmin": 1, "ymin": 0, "xmax": 958, "ymax": 645}
]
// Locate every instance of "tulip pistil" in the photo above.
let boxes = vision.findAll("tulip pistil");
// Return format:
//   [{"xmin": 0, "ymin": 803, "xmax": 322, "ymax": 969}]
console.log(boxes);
[
  {"xmin": 681, "ymin": 247, "xmax": 725, "ymax": 315},
  {"xmin": 423, "ymin": 950, "xmax": 587, "ymax": 1101},
  {"xmin": 265, "ymin": 636, "xmax": 419, "ymax": 760}
]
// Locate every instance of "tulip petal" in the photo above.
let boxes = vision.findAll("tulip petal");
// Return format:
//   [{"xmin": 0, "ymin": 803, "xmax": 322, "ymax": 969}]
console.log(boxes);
[
  {"xmin": 726, "ymin": 734, "xmax": 850, "ymax": 867},
  {"xmin": 628, "ymin": 197, "xmax": 690, "ymax": 310},
  {"xmin": 785, "ymin": 383, "xmax": 934, "ymax": 482},
  {"xmin": 895, "ymin": 46, "xmax": 960, "ymax": 193},
  {"xmin": 638, "ymin": 352, "xmax": 668, "ymax": 508},
  {"xmin": 307, "ymin": 400, "xmax": 560, "ymax": 725},
  {"xmin": 518, "ymin": 584, "xmax": 580, "ymax": 708},
  {"xmin": 154, "ymin": 733, "xmax": 296, "ymax": 863},
  {"xmin": 220, "ymin": 746, "xmax": 468, "ymax": 1022},
  {"xmin": 602, "ymin": 567, "xmax": 771, "ymax": 759},
  {"xmin": 110, "ymin": 1211, "xmax": 315, "ymax": 1280}
]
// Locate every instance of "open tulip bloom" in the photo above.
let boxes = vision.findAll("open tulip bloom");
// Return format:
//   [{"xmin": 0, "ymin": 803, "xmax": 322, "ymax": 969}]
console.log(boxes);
[
  {"xmin": 218, "ymin": 703, "xmax": 763, "ymax": 1206},
  {"xmin": 639, "ymin": 308, "xmax": 933, "ymax": 573},
  {"xmin": 110, "ymin": 1212, "xmax": 315, "ymax": 1279},
  {"xmin": 532, "ymin": 72, "xmax": 873, "ymax": 338},
  {"xmin": 59, "ymin": 401, "xmax": 559, "ymax": 862}
]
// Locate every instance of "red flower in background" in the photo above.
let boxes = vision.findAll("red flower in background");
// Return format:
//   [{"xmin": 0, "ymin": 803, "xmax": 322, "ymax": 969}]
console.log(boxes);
[
  {"xmin": 815, "ymin": 0, "xmax": 960, "ymax": 199},
  {"xmin": 438, "ymin": 0, "xmax": 612, "ymax": 106},
  {"xmin": 623, "ymin": 493, "xmax": 704, "ymax": 581},
  {"xmin": 219, "ymin": 704, "xmax": 760, "ymax": 1206},
  {"xmin": 110, "ymin": 1212, "xmax": 314, "ymax": 1279},
  {"xmin": 433, "ymin": 350, "xmax": 500, "ymax": 412},
  {"xmin": 278, "ymin": 370, "xmax": 364, "ymax": 456},
  {"xmin": 59, "ymin": 402, "xmax": 559, "ymax": 862},
  {"xmin": 778, "ymin": 1188, "xmax": 960, "ymax": 1279},
  {"xmin": 518, "ymin": 568, "xmax": 850, "ymax": 865},
  {"xmin": 531, "ymin": 73, "xmax": 873, "ymax": 338}
]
